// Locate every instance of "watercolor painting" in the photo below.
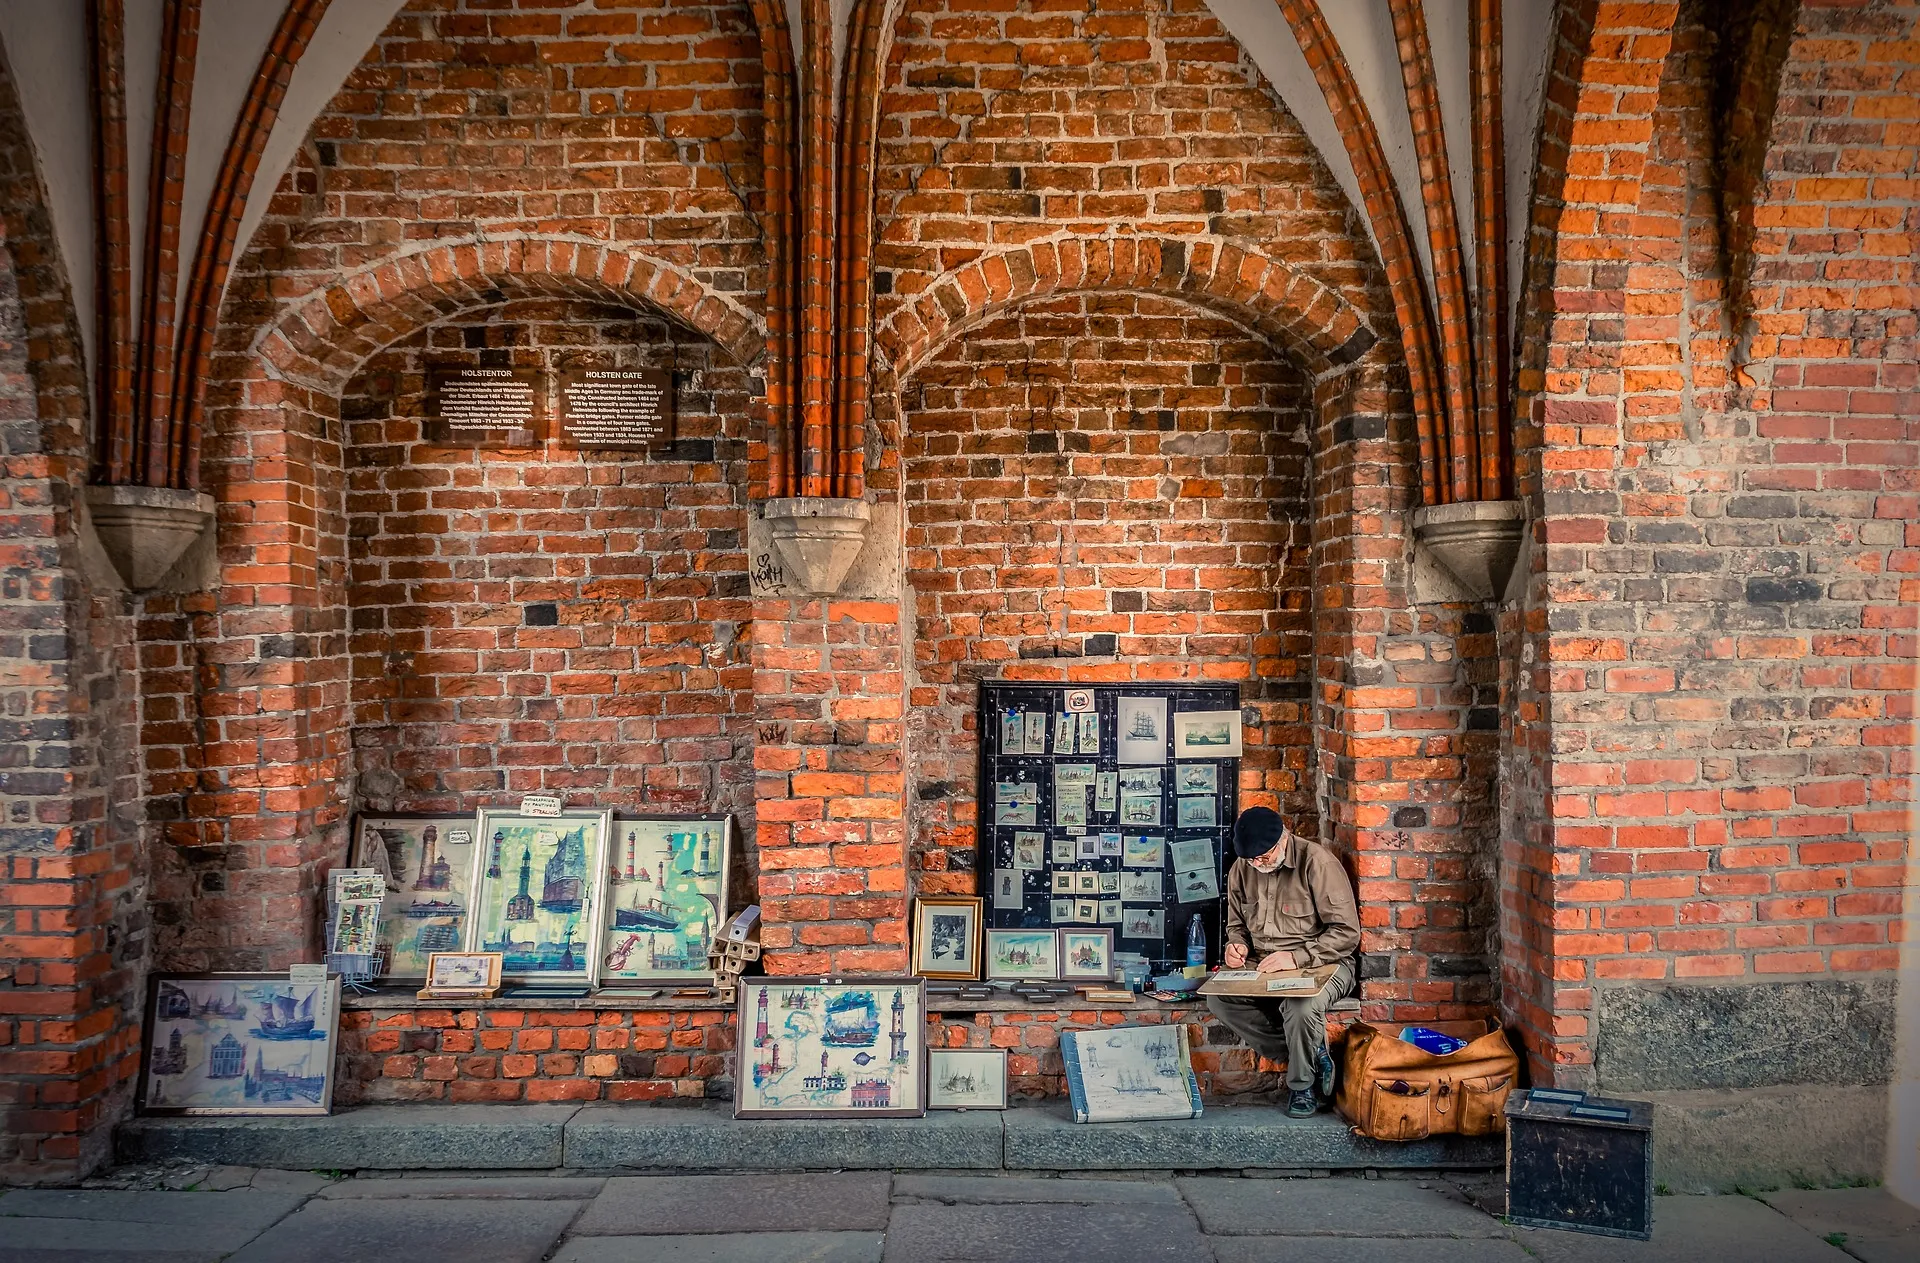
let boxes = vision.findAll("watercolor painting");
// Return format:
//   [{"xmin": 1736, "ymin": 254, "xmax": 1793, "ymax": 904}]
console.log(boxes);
[
  {"xmin": 1173, "ymin": 710, "xmax": 1243, "ymax": 757},
  {"xmin": 928, "ymin": 1049, "xmax": 1008, "ymax": 1110},
  {"xmin": 986, "ymin": 929, "xmax": 1059, "ymax": 981},
  {"xmin": 1123, "ymin": 907, "xmax": 1165, "ymax": 940},
  {"xmin": 1063, "ymin": 1024, "xmax": 1199, "ymax": 1123},
  {"xmin": 1177, "ymin": 765, "xmax": 1218, "ymax": 795},
  {"xmin": 1176, "ymin": 796, "xmax": 1217, "ymax": 828},
  {"xmin": 1059, "ymin": 929, "xmax": 1115, "ymax": 981},
  {"xmin": 598, "ymin": 816, "xmax": 731, "ymax": 985},
  {"xmin": 1123, "ymin": 834, "xmax": 1165, "ymax": 867},
  {"xmin": 1117, "ymin": 696, "xmax": 1168, "ymax": 765},
  {"xmin": 139, "ymin": 975, "xmax": 339, "ymax": 1115},
  {"xmin": 468, "ymin": 809, "xmax": 611, "ymax": 982},
  {"xmin": 356, "ymin": 815, "xmax": 475, "ymax": 978},
  {"xmin": 737, "ymin": 979, "xmax": 927, "ymax": 1118}
]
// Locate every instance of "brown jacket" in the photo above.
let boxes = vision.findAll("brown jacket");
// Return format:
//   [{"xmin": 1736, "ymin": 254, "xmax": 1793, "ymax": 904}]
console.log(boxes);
[{"xmin": 1224, "ymin": 827, "xmax": 1360, "ymax": 967}]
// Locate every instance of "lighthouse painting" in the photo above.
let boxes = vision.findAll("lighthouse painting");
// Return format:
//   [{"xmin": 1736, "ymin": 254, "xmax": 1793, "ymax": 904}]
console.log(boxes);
[
  {"xmin": 735, "ymin": 978, "xmax": 927, "ymax": 1119},
  {"xmin": 598, "ymin": 816, "xmax": 733, "ymax": 986},
  {"xmin": 358, "ymin": 814, "xmax": 474, "ymax": 979},
  {"xmin": 465, "ymin": 808, "xmax": 611, "ymax": 983}
]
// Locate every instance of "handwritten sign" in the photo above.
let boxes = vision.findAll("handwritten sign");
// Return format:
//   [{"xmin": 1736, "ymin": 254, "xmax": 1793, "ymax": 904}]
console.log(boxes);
[{"xmin": 519, "ymin": 794, "xmax": 562, "ymax": 817}]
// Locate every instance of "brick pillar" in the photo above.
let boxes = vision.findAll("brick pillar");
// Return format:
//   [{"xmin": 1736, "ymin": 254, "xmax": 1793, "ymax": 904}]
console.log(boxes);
[{"xmin": 752, "ymin": 596, "xmax": 908, "ymax": 973}]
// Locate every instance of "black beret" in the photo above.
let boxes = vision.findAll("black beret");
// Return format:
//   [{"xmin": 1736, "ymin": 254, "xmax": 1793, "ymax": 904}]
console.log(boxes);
[{"xmin": 1232, "ymin": 805, "xmax": 1285, "ymax": 858}]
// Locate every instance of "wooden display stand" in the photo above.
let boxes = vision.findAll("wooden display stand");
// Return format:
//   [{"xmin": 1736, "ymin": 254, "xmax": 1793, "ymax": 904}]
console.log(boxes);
[{"xmin": 707, "ymin": 905, "xmax": 762, "ymax": 1004}]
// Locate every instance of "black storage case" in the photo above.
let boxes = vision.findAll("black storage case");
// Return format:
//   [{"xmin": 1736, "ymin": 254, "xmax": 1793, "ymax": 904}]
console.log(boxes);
[{"xmin": 1504, "ymin": 1089, "xmax": 1654, "ymax": 1240}]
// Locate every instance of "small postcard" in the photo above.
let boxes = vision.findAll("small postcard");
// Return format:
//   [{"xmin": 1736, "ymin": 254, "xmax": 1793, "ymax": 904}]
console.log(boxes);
[
  {"xmin": 1117, "ymin": 696, "xmax": 1168, "ymax": 765},
  {"xmin": 1098, "ymin": 900, "xmax": 1122, "ymax": 925},
  {"xmin": 1074, "ymin": 871, "xmax": 1101, "ymax": 895},
  {"xmin": 1169, "ymin": 838, "xmax": 1214, "ymax": 873},
  {"xmin": 1177, "ymin": 764, "xmax": 1218, "ymax": 795},
  {"xmin": 1013, "ymin": 833, "xmax": 1046, "ymax": 870},
  {"xmin": 1001, "ymin": 710, "xmax": 1025, "ymax": 755},
  {"xmin": 994, "ymin": 868, "xmax": 1024, "ymax": 909},
  {"xmin": 1122, "ymin": 907, "xmax": 1165, "ymax": 940},
  {"xmin": 1119, "ymin": 793, "xmax": 1162, "ymax": 827},
  {"xmin": 1174, "ymin": 867, "xmax": 1221, "ymax": 904},
  {"xmin": 1094, "ymin": 771, "xmax": 1117, "ymax": 814},
  {"xmin": 995, "ymin": 800, "xmax": 1037, "ymax": 826},
  {"xmin": 1076, "ymin": 834, "xmax": 1100, "ymax": 861},
  {"xmin": 1051, "ymin": 836, "xmax": 1076, "ymax": 864},
  {"xmin": 1055, "ymin": 712, "xmax": 1074, "ymax": 751},
  {"xmin": 1176, "ymin": 795, "xmax": 1217, "ymax": 828},
  {"xmin": 332, "ymin": 868, "xmax": 387, "ymax": 903},
  {"xmin": 1119, "ymin": 768, "xmax": 1162, "ymax": 794},
  {"xmin": 1097, "ymin": 872, "xmax": 1120, "ymax": 895},
  {"xmin": 1073, "ymin": 899, "xmax": 1100, "ymax": 923},
  {"xmin": 1055, "ymin": 763, "xmax": 1098, "ymax": 788},
  {"xmin": 425, "ymin": 951, "xmax": 502, "ymax": 992},
  {"xmin": 1120, "ymin": 872, "xmax": 1161, "ymax": 902},
  {"xmin": 1051, "ymin": 899, "xmax": 1074, "ymax": 923},
  {"xmin": 1123, "ymin": 834, "xmax": 1165, "ymax": 867},
  {"xmin": 1052, "ymin": 871, "xmax": 1076, "ymax": 894},
  {"xmin": 1078, "ymin": 711, "xmax": 1100, "ymax": 755},
  {"xmin": 1173, "ymin": 709, "xmax": 1243, "ymax": 758},
  {"xmin": 997, "ymin": 781, "xmax": 1038, "ymax": 805},
  {"xmin": 1024, "ymin": 712, "xmax": 1048, "ymax": 753},
  {"xmin": 1056, "ymin": 790, "xmax": 1088, "ymax": 828},
  {"xmin": 1096, "ymin": 832, "xmax": 1123, "ymax": 858}
]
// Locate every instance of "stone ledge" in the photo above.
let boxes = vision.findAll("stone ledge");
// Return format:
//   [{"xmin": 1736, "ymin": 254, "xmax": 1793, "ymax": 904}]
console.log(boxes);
[{"xmin": 116, "ymin": 1101, "xmax": 1498, "ymax": 1175}]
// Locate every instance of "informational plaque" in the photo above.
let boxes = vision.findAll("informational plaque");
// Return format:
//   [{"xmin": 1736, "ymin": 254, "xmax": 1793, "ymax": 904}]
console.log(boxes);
[
  {"xmin": 553, "ymin": 368, "xmax": 676, "ymax": 450},
  {"xmin": 426, "ymin": 366, "xmax": 543, "ymax": 446}
]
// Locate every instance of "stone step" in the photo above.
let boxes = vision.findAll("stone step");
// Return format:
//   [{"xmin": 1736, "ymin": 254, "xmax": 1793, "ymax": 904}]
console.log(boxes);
[{"xmin": 118, "ymin": 1102, "xmax": 1500, "ymax": 1174}]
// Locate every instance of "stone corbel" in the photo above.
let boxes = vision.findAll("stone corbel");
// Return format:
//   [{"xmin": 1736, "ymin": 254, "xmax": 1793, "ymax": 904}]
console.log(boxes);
[
  {"xmin": 84, "ymin": 484, "xmax": 216, "ymax": 590},
  {"xmin": 762, "ymin": 497, "xmax": 872, "ymax": 596},
  {"xmin": 1411, "ymin": 500, "xmax": 1524, "ymax": 603}
]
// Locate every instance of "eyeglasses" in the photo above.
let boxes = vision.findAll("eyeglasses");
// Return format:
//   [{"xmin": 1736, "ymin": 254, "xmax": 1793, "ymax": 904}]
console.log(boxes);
[{"xmin": 1248, "ymin": 844, "xmax": 1285, "ymax": 872}]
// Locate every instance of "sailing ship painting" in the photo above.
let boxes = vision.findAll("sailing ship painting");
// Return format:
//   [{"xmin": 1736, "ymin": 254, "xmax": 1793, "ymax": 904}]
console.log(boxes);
[
  {"xmin": 599, "ymin": 817, "xmax": 731, "ymax": 984},
  {"xmin": 362, "ymin": 815, "xmax": 474, "ymax": 977},
  {"xmin": 140, "ymin": 975, "xmax": 338, "ymax": 1115},
  {"xmin": 737, "ymin": 980, "xmax": 925, "ymax": 1118},
  {"xmin": 469, "ymin": 810, "xmax": 610, "ymax": 981}
]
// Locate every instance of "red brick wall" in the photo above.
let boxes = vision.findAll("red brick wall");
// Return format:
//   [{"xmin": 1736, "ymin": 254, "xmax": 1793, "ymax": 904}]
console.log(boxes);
[
  {"xmin": 1504, "ymin": 0, "xmax": 1915, "ymax": 1084},
  {"xmin": 341, "ymin": 299, "xmax": 755, "ymax": 830},
  {"xmin": 900, "ymin": 293, "xmax": 1317, "ymax": 886},
  {"xmin": 0, "ymin": 60, "xmax": 146, "ymax": 1181}
]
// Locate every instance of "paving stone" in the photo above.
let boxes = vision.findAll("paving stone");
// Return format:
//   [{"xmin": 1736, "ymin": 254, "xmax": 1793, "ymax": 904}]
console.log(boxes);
[
  {"xmin": 224, "ymin": 1197, "xmax": 582, "ymax": 1263},
  {"xmin": 551, "ymin": 1232, "xmax": 885, "ymax": 1263},
  {"xmin": 1516, "ymin": 1195, "xmax": 1852, "ymax": 1262},
  {"xmin": 0, "ymin": 1216, "xmax": 254, "ymax": 1260},
  {"xmin": 1212, "ymin": 1240, "xmax": 1536, "ymax": 1263},
  {"xmin": 1760, "ymin": 1187, "xmax": 1920, "ymax": 1263},
  {"xmin": 318, "ymin": 1175, "xmax": 608, "ymax": 1199},
  {"xmin": 1175, "ymin": 1177, "xmax": 1508, "ymax": 1238},
  {"xmin": 564, "ymin": 1104, "xmax": 1002, "ymax": 1170},
  {"xmin": 892, "ymin": 1175, "xmax": 1182, "ymax": 1205},
  {"xmin": 881, "ymin": 1202, "xmax": 1209, "ymax": 1263},
  {"xmin": 1000, "ymin": 1102, "xmax": 1500, "ymax": 1171},
  {"xmin": 0, "ymin": 1189, "xmax": 305, "ymax": 1232},
  {"xmin": 202, "ymin": 1166, "xmax": 256, "ymax": 1191},
  {"xmin": 573, "ymin": 1174, "xmax": 891, "ymax": 1234},
  {"xmin": 117, "ymin": 1105, "xmax": 580, "ymax": 1171},
  {"xmin": 243, "ymin": 1170, "xmax": 335, "ymax": 1195}
]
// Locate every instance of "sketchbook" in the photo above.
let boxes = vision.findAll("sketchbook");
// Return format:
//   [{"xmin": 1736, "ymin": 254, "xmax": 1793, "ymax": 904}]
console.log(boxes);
[{"xmin": 1061, "ymin": 1024, "xmax": 1204, "ymax": 1124}]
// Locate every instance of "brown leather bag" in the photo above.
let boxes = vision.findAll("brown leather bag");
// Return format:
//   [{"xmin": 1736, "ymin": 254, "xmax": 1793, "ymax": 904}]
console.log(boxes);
[{"xmin": 1334, "ymin": 1019, "xmax": 1519, "ymax": 1141}]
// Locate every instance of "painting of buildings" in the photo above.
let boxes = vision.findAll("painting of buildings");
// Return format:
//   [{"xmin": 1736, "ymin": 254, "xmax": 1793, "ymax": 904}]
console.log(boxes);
[
  {"xmin": 468, "ymin": 810, "xmax": 610, "ymax": 981},
  {"xmin": 139, "ymin": 975, "xmax": 339, "ymax": 1115},
  {"xmin": 358, "ymin": 815, "xmax": 475, "ymax": 978},
  {"xmin": 735, "ymin": 979, "xmax": 925, "ymax": 1118},
  {"xmin": 598, "ymin": 817, "xmax": 731, "ymax": 985}
]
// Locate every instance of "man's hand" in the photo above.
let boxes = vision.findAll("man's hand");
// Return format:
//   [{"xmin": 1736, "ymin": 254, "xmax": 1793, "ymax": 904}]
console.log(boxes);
[
  {"xmin": 1256, "ymin": 949, "xmax": 1297, "ymax": 974},
  {"xmin": 1223, "ymin": 942, "xmax": 1248, "ymax": 969}
]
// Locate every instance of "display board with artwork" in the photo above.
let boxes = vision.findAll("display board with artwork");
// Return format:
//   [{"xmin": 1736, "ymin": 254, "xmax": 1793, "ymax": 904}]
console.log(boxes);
[
  {"xmin": 466, "ymin": 808, "xmax": 612, "ymax": 984},
  {"xmin": 354, "ymin": 814, "xmax": 476, "ymax": 979},
  {"xmin": 976, "ymin": 682, "xmax": 1238, "ymax": 968},
  {"xmin": 137, "ymin": 974, "xmax": 341, "ymax": 1115},
  {"xmin": 599, "ymin": 815, "xmax": 731, "ymax": 986}
]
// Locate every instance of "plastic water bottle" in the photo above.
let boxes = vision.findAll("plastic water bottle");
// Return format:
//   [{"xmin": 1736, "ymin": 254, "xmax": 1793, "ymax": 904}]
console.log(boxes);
[{"xmin": 1186, "ymin": 915, "xmax": 1207, "ymax": 971}]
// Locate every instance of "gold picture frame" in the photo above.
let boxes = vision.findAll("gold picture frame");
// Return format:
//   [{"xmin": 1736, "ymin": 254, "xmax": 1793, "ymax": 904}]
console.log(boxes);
[{"xmin": 912, "ymin": 895, "xmax": 984, "ymax": 981}]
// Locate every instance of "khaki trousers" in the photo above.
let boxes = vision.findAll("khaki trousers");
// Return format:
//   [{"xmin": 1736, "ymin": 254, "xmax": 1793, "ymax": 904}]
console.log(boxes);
[{"xmin": 1205, "ymin": 958, "xmax": 1357, "ymax": 1091}]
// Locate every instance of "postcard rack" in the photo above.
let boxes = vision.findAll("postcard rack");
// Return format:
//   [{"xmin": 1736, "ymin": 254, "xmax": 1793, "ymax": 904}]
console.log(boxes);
[{"xmin": 975, "ymin": 682, "xmax": 1239, "ymax": 969}]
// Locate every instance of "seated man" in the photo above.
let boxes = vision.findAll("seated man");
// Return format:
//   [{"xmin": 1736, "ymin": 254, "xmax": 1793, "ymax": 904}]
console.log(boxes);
[{"xmin": 1206, "ymin": 805, "xmax": 1359, "ymax": 1117}]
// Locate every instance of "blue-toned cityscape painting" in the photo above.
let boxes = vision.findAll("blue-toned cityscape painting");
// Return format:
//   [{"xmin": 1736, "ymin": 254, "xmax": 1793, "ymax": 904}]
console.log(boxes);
[
  {"xmin": 141, "ymin": 976, "xmax": 337, "ymax": 1114},
  {"xmin": 469, "ymin": 811, "xmax": 609, "ymax": 978}
]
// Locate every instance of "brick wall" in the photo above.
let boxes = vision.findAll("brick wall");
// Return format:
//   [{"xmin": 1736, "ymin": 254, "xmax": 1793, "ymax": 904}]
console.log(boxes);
[
  {"xmin": 340, "ymin": 299, "xmax": 755, "ymax": 833},
  {"xmin": 0, "ymin": 59, "xmax": 145, "ymax": 1181},
  {"xmin": 1504, "ymin": 0, "xmax": 1915, "ymax": 1085},
  {"xmin": 900, "ymin": 293, "xmax": 1317, "ymax": 887}
]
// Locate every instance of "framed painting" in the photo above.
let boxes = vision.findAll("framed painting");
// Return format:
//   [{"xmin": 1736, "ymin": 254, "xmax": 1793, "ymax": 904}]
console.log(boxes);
[
  {"xmin": 913, "ymin": 896, "xmax": 984, "ymax": 981},
  {"xmin": 985, "ymin": 929, "xmax": 1059, "ymax": 982},
  {"xmin": 736, "ymin": 977, "xmax": 927, "ymax": 1119},
  {"xmin": 597, "ymin": 815, "xmax": 732, "ymax": 987},
  {"xmin": 138, "ymin": 974, "xmax": 341, "ymax": 1115},
  {"xmin": 353, "ymin": 813, "xmax": 477, "ymax": 978},
  {"xmin": 1173, "ymin": 710, "xmax": 1243, "ymax": 758},
  {"xmin": 928, "ymin": 1048, "xmax": 1009, "ymax": 1110},
  {"xmin": 426, "ymin": 952, "xmax": 501, "ymax": 991},
  {"xmin": 466, "ymin": 808, "xmax": 612, "ymax": 984},
  {"xmin": 1059, "ymin": 929, "xmax": 1116, "ymax": 982}
]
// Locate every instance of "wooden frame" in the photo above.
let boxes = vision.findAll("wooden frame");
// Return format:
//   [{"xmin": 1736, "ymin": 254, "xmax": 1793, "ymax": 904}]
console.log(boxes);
[
  {"xmin": 596, "ymin": 814, "xmax": 733, "ymax": 988},
  {"xmin": 735, "ymin": 977, "xmax": 928, "ymax": 1119},
  {"xmin": 137, "ymin": 973, "xmax": 341, "ymax": 1116},
  {"xmin": 984, "ymin": 928, "xmax": 1060, "ymax": 982},
  {"xmin": 912, "ymin": 895, "xmax": 984, "ymax": 980},
  {"xmin": 1058, "ymin": 928, "xmax": 1117, "ymax": 982},
  {"xmin": 351, "ymin": 812, "xmax": 477, "ymax": 980},
  {"xmin": 425, "ymin": 951, "xmax": 502, "ymax": 991},
  {"xmin": 465, "ymin": 807, "xmax": 612, "ymax": 985},
  {"xmin": 927, "ymin": 1048, "xmax": 1009, "ymax": 1110}
]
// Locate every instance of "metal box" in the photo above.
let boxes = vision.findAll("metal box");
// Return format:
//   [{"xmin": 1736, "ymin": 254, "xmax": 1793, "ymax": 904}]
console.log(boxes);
[{"xmin": 1504, "ymin": 1089, "xmax": 1654, "ymax": 1240}]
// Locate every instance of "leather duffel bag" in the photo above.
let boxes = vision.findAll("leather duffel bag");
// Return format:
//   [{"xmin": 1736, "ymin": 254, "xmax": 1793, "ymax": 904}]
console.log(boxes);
[{"xmin": 1333, "ymin": 1019, "xmax": 1519, "ymax": 1141}]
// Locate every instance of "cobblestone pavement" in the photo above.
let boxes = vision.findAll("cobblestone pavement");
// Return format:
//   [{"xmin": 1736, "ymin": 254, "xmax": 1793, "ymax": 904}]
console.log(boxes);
[{"xmin": 1, "ymin": 1168, "xmax": 1912, "ymax": 1262}]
